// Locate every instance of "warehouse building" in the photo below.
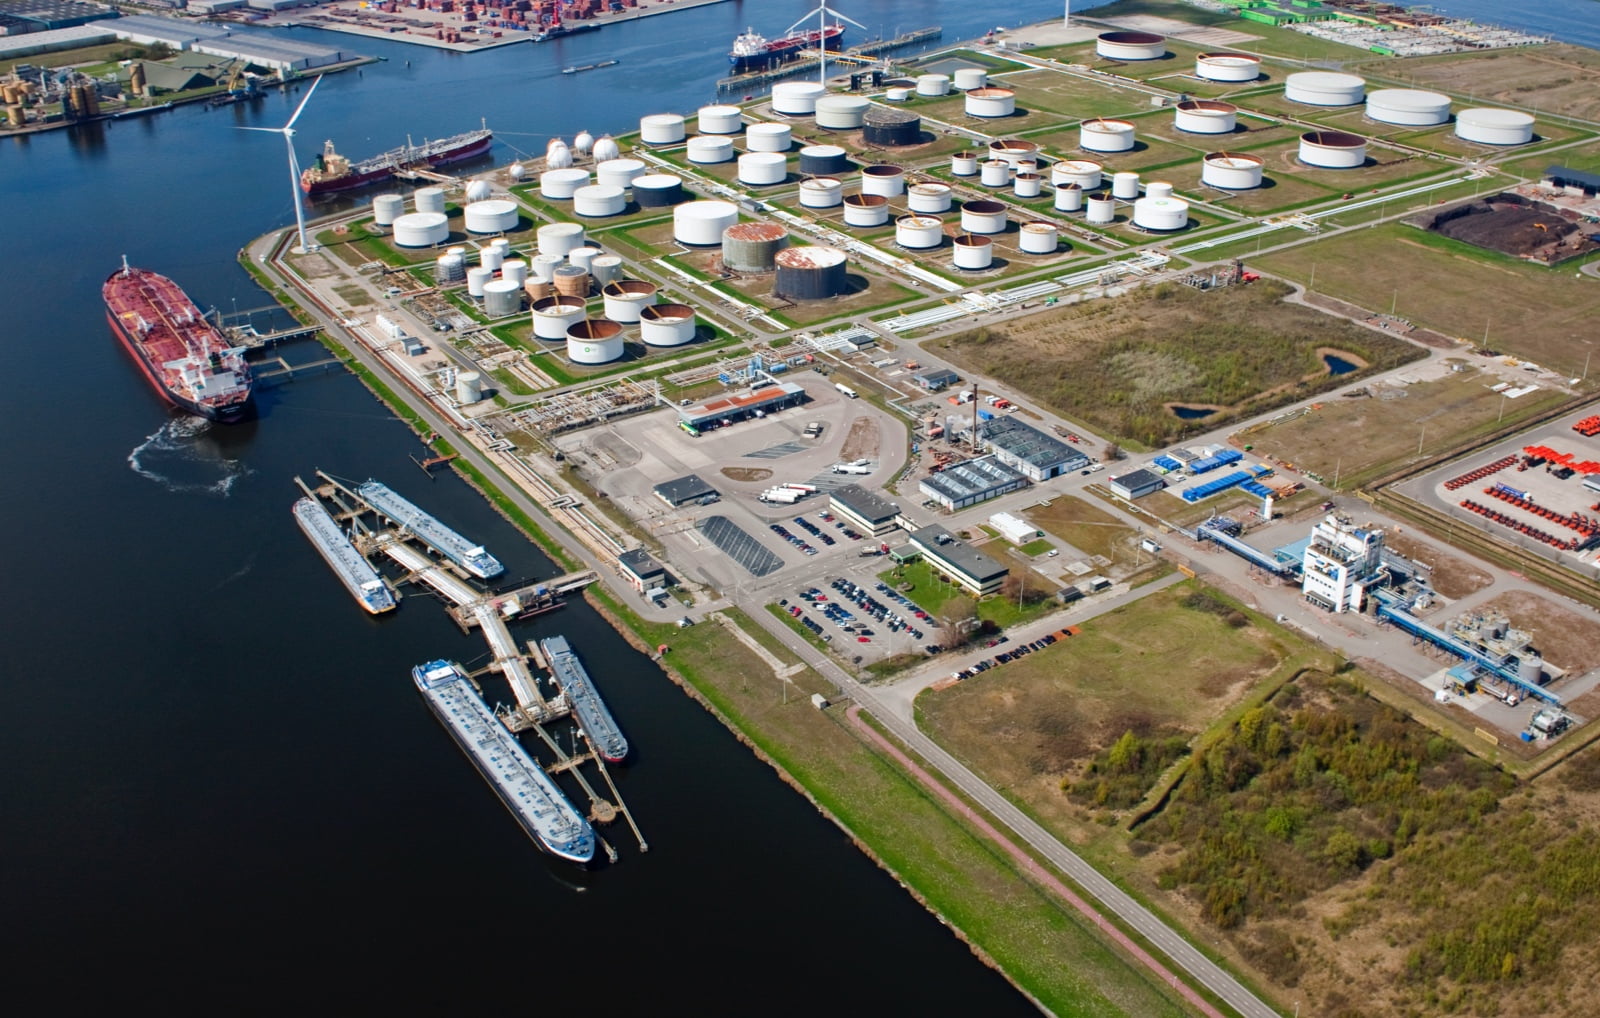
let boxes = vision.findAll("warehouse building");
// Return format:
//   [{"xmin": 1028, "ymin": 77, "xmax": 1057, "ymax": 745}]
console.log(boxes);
[
  {"xmin": 829, "ymin": 483, "xmax": 902, "ymax": 538},
  {"xmin": 908, "ymin": 525, "xmax": 1009, "ymax": 597},
  {"xmin": 617, "ymin": 548, "xmax": 666, "ymax": 593},
  {"xmin": 911, "ymin": 368, "xmax": 960, "ymax": 392},
  {"xmin": 988, "ymin": 512, "xmax": 1040, "ymax": 546},
  {"xmin": 109, "ymin": 15, "xmax": 357, "ymax": 71},
  {"xmin": 972, "ymin": 417, "xmax": 1089, "ymax": 481},
  {"xmin": 0, "ymin": 0, "xmax": 116, "ymax": 33},
  {"xmin": 1544, "ymin": 165, "xmax": 1600, "ymax": 197},
  {"xmin": 652, "ymin": 474, "xmax": 718, "ymax": 508},
  {"xmin": 919, "ymin": 455, "xmax": 1027, "ymax": 511},
  {"xmin": 1108, "ymin": 468, "xmax": 1167, "ymax": 500},
  {"xmin": 677, "ymin": 381, "xmax": 806, "ymax": 433}
]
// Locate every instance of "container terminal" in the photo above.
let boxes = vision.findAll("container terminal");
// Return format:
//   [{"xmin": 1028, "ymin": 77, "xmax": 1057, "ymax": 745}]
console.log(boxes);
[
  {"xmin": 356, "ymin": 478, "xmax": 505, "ymax": 579},
  {"xmin": 291, "ymin": 494, "xmax": 399, "ymax": 614}
]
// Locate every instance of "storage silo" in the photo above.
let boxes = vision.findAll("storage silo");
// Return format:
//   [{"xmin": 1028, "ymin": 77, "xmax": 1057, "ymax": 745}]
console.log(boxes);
[
  {"xmin": 632, "ymin": 173, "xmax": 686, "ymax": 207},
  {"xmin": 772, "ymin": 81, "xmax": 828, "ymax": 115},
  {"xmin": 862, "ymin": 107, "xmax": 922, "ymax": 147},
  {"xmin": 721, "ymin": 222, "xmax": 790, "ymax": 272},
  {"xmin": 1174, "ymin": 100, "xmax": 1238, "ymax": 134},
  {"xmin": 467, "ymin": 266, "xmax": 494, "ymax": 297},
  {"xmin": 532, "ymin": 295, "xmax": 587, "ymax": 341},
  {"xmin": 414, "ymin": 187, "xmax": 447, "ymax": 214},
  {"xmin": 988, "ymin": 138, "xmax": 1039, "ymax": 168},
  {"xmin": 861, "ymin": 164, "xmax": 906, "ymax": 197},
  {"xmin": 566, "ymin": 319, "xmax": 625, "ymax": 365},
  {"xmin": 566, "ymin": 248, "xmax": 598, "ymax": 274},
  {"xmin": 746, "ymin": 122, "xmax": 793, "ymax": 152},
  {"xmin": 842, "ymin": 193, "xmax": 890, "ymax": 227},
  {"xmin": 1097, "ymin": 31, "xmax": 1165, "ymax": 60},
  {"xmin": 953, "ymin": 68, "xmax": 987, "ymax": 91},
  {"xmin": 1052, "ymin": 160, "xmax": 1102, "ymax": 190},
  {"xmin": 697, "ymin": 104, "xmax": 743, "ymax": 135},
  {"xmin": 540, "ymin": 167, "xmax": 591, "ymax": 199},
  {"xmin": 639, "ymin": 113, "xmax": 687, "ymax": 145},
  {"xmin": 596, "ymin": 157, "xmax": 646, "ymax": 190},
  {"xmin": 480, "ymin": 247, "xmax": 505, "ymax": 273},
  {"xmin": 501, "ymin": 260, "xmax": 528, "ymax": 288},
  {"xmin": 572, "ymin": 184, "xmax": 627, "ymax": 217},
  {"xmin": 639, "ymin": 303, "xmax": 697, "ymax": 347},
  {"xmin": 551, "ymin": 264, "xmax": 591, "ymax": 299},
  {"xmin": 590, "ymin": 256, "xmax": 624, "ymax": 288},
  {"xmin": 456, "ymin": 371, "xmax": 484, "ymax": 405},
  {"xmin": 981, "ymin": 160, "xmax": 1012, "ymax": 187},
  {"xmin": 1081, "ymin": 119, "xmax": 1135, "ymax": 152},
  {"xmin": 1014, "ymin": 173, "xmax": 1042, "ymax": 199},
  {"xmin": 815, "ymin": 95, "xmax": 870, "ymax": 129},
  {"xmin": 739, "ymin": 151, "xmax": 789, "ymax": 186},
  {"xmin": 799, "ymin": 144, "xmax": 850, "ymax": 176},
  {"xmin": 465, "ymin": 179, "xmax": 493, "ymax": 202},
  {"xmin": 916, "ymin": 74, "xmax": 951, "ymax": 97},
  {"xmin": 482, "ymin": 279, "xmax": 523, "ymax": 317},
  {"xmin": 1285, "ymin": 71, "xmax": 1366, "ymax": 106},
  {"xmin": 602, "ymin": 279, "xmax": 659, "ymax": 322},
  {"xmin": 1054, "ymin": 184, "xmax": 1083, "ymax": 212},
  {"xmin": 1133, "ymin": 196, "xmax": 1189, "ymax": 231},
  {"xmin": 1518, "ymin": 656, "xmax": 1544, "ymax": 686},
  {"xmin": 1455, "ymin": 108, "xmax": 1535, "ymax": 145},
  {"xmin": 1366, "ymin": 89, "xmax": 1451, "ymax": 126},
  {"xmin": 960, "ymin": 200, "xmax": 1008, "ymax": 235},
  {"xmin": 530, "ymin": 253, "xmax": 564, "ymax": 282},
  {"xmin": 464, "ymin": 199, "xmax": 520, "ymax": 234},
  {"xmin": 907, "ymin": 183, "xmax": 953, "ymax": 213},
  {"xmin": 686, "ymin": 135, "xmax": 735, "ymax": 164},
  {"xmin": 952, "ymin": 234, "xmax": 993, "ymax": 270},
  {"xmin": 895, "ymin": 215, "xmax": 944, "ymax": 249},
  {"xmin": 1085, "ymin": 193, "xmax": 1116, "ymax": 224},
  {"xmin": 1195, "ymin": 52, "xmax": 1261, "ymax": 82},
  {"xmin": 1298, "ymin": 131, "xmax": 1367, "ymax": 168},
  {"xmin": 951, "ymin": 151, "xmax": 980, "ymax": 176},
  {"xmin": 394, "ymin": 212, "xmax": 450, "ymax": 248},
  {"xmin": 799, "ymin": 177, "xmax": 844, "ymax": 208},
  {"xmin": 774, "ymin": 246, "xmax": 849, "ymax": 300},
  {"xmin": 1146, "ymin": 181, "xmax": 1174, "ymax": 200},
  {"xmin": 1111, "ymin": 172, "xmax": 1141, "ymax": 200},
  {"xmin": 537, "ymin": 222, "xmax": 585, "ymax": 258},
  {"xmin": 965, "ymin": 88, "xmax": 1016, "ymax": 118},
  {"xmin": 435, "ymin": 251, "xmax": 465, "ymax": 283},
  {"xmin": 674, "ymin": 201, "xmax": 739, "ymax": 245},
  {"xmin": 884, "ymin": 87, "xmax": 911, "ymax": 102},
  {"xmin": 1202, "ymin": 152, "xmax": 1264, "ymax": 189},
  {"xmin": 372, "ymin": 194, "xmax": 405, "ymax": 227},
  {"xmin": 1019, "ymin": 222, "xmax": 1059, "ymax": 254}
]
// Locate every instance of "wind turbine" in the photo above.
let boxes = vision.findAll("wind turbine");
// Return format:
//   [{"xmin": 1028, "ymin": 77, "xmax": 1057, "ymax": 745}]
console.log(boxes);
[
  {"xmin": 239, "ymin": 75, "xmax": 322, "ymax": 254},
  {"xmin": 784, "ymin": 0, "xmax": 866, "ymax": 88}
]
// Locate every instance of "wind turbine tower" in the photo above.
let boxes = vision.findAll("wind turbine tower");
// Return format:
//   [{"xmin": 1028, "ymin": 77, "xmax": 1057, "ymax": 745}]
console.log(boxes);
[
  {"xmin": 239, "ymin": 76, "xmax": 323, "ymax": 254},
  {"xmin": 784, "ymin": 0, "xmax": 866, "ymax": 89}
]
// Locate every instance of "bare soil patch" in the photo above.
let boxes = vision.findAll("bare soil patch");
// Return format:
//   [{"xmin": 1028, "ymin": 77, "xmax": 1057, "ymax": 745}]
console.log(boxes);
[
  {"xmin": 720, "ymin": 466, "xmax": 772, "ymax": 483},
  {"xmin": 1381, "ymin": 530, "xmax": 1495, "ymax": 600},
  {"xmin": 838, "ymin": 416, "xmax": 879, "ymax": 463},
  {"xmin": 1397, "ymin": 44, "xmax": 1600, "ymax": 124},
  {"xmin": 1474, "ymin": 590, "xmax": 1600, "ymax": 675}
]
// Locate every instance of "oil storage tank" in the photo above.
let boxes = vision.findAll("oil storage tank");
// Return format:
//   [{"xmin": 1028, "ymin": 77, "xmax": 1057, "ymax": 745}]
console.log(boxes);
[
  {"xmin": 1285, "ymin": 71, "xmax": 1365, "ymax": 106},
  {"xmin": 1096, "ymin": 31, "xmax": 1165, "ymax": 60},
  {"xmin": 951, "ymin": 234, "xmax": 993, "ymax": 270},
  {"xmin": 1456, "ymin": 108, "xmax": 1535, "ymax": 145},
  {"xmin": 590, "ymin": 255, "xmax": 623, "ymax": 287},
  {"xmin": 601, "ymin": 279, "xmax": 659, "ymax": 322},
  {"xmin": 774, "ymin": 246, "xmax": 848, "ymax": 300},
  {"xmin": 540, "ymin": 167, "xmax": 591, "ymax": 198},
  {"xmin": 862, "ymin": 107, "xmax": 921, "ymax": 147},
  {"xmin": 951, "ymin": 151, "xmax": 980, "ymax": 176},
  {"xmin": 1054, "ymin": 184, "xmax": 1083, "ymax": 212},
  {"xmin": 467, "ymin": 266, "xmax": 493, "ymax": 298},
  {"xmin": 1085, "ymin": 193, "xmax": 1115, "ymax": 224},
  {"xmin": 1013, "ymin": 172, "xmax": 1042, "ymax": 198},
  {"xmin": 1111, "ymin": 172, "xmax": 1140, "ymax": 200},
  {"xmin": 500, "ymin": 259, "xmax": 528, "ymax": 287},
  {"xmin": 435, "ymin": 251, "xmax": 464, "ymax": 283},
  {"xmin": 531, "ymin": 295, "xmax": 587, "ymax": 341},
  {"xmin": 815, "ymin": 94, "xmax": 869, "ymax": 129},
  {"xmin": 639, "ymin": 303, "xmax": 697, "ymax": 347},
  {"xmin": 632, "ymin": 173, "xmax": 685, "ymax": 207},
  {"xmin": 842, "ymin": 193, "xmax": 889, "ymax": 227},
  {"xmin": 799, "ymin": 144, "xmax": 850, "ymax": 176},
  {"xmin": 697, "ymin": 104, "xmax": 743, "ymax": 135},
  {"xmin": 1018, "ymin": 222, "xmax": 1058, "ymax": 254},
  {"xmin": 639, "ymin": 113, "xmax": 687, "ymax": 145},
  {"xmin": 456, "ymin": 371, "xmax": 483, "ymax": 405},
  {"xmin": 1052, "ymin": 160, "xmax": 1102, "ymax": 190},
  {"xmin": 895, "ymin": 215, "xmax": 943, "ymax": 249},
  {"xmin": 746, "ymin": 122, "xmax": 793, "ymax": 152},
  {"xmin": 686, "ymin": 136, "xmax": 734, "ymax": 163},
  {"xmin": 537, "ymin": 222, "xmax": 585, "ymax": 258},
  {"xmin": 960, "ymin": 199, "xmax": 1008, "ymax": 235},
  {"xmin": 772, "ymin": 81, "xmax": 828, "ymax": 115},
  {"xmin": 414, "ymin": 187, "xmax": 446, "ymax": 214},
  {"xmin": 739, "ymin": 151, "xmax": 788, "ymax": 186},
  {"xmin": 915, "ymin": 73, "xmax": 950, "ymax": 97},
  {"xmin": 721, "ymin": 222, "xmax": 789, "ymax": 272},
  {"xmin": 965, "ymin": 88, "xmax": 1016, "ymax": 118},
  {"xmin": 980, "ymin": 159, "xmax": 1012, "ymax": 187},
  {"xmin": 464, "ymin": 199, "xmax": 519, "ymax": 234},
  {"xmin": 482, "ymin": 279, "xmax": 523, "ymax": 317},
  {"xmin": 572, "ymin": 184, "xmax": 627, "ymax": 217},
  {"xmin": 1299, "ymin": 131, "xmax": 1367, "ymax": 168},
  {"xmin": 907, "ymin": 182, "xmax": 953, "ymax": 213},
  {"xmin": 988, "ymin": 138, "xmax": 1038, "ymax": 168},
  {"xmin": 799, "ymin": 177, "xmax": 843, "ymax": 208},
  {"xmin": 1133, "ymin": 196, "xmax": 1188, "ymax": 231},
  {"xmin": 567, "ymin": 319, "xmax": 625, "ymax": 365},
  {"xmin": 480, "ymin": 247, "xmax": 505, "ymax": 273},
  {"xmin": 953, "ymin": 68, "xmax": 987, "ymax": 91},
  {"xmin": 861, "ymin": 164, "xmax": 906, "ymax": 197},
  {"xmin": 372, "ymin": 194, "xmax": 405, "ymax": 227},
  {"xmin": 1081, "ymin": 119, "xmax": 1135, "ymax": 152},
  {"xmin": 1366, "ymin": 89, "xmax": 1451, "ymax": 126},
  {"xmin": 1195, "ymin": 53, "xmax": 1260, "ymax": 82},
  {"xmin": 393, "ymin": 212, "xmax": 449, "ymax": 248},
  {"xmin": 1174, "ymin": 100, "xmax": 1237, "ymax": 134},
  {"xmin": 675, "ymin": 201, "xmax": 739, "ymax": 245},
  {"xmin": 1202, "ymin": 152, "xmax": 1265, "ymax": 189},
  {"xmin": 596, "ymin": 157, "xmax": 646, "ymax": 190}
]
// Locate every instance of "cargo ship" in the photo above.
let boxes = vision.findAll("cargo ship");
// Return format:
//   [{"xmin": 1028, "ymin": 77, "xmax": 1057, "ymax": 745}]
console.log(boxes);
[
  {"xmin": 103, "ymin": 258, "xmax": 252, "ymax": 422},
  {"xmin": 541, "ymin": 635, "xmax": 628, "ymax": 763},
  {"xmin": 413, "ymin": 660, "xmax": 596, "ymax": 864},
  {"xmin": 356, "ymin": 479, "xmax": 504, "ymax": 580},
  {"xmin": 299, "ymin": 127, "xmax": 494, "ymax": 195},
  {"xmin": 729, "ymin": 24, "xmax": 845, "ymax": 72},
  {"xmin": 293, "ymin": 496, "xmax": 397, "ymax": 615}
]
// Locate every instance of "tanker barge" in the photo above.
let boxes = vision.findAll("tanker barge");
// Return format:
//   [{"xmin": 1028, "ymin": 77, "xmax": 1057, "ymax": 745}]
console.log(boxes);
[
  {"xmin": 356, "ymin": 479, "xmax": 504, "ymax": 580},
  {"xmin": 541, "ymin": 635, "xmax": 628, "ymax": 763},
  {"xmin": 292, "ymin": 496, "xmax": 397, "ymax": 614}
]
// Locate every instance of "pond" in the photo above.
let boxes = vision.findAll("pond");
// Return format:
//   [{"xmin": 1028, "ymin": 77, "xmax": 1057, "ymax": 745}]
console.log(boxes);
[
  {"xmin": 1324, "ymin": 353, "xmax": 1360, "ymax": 375},
  {"xmin": 1170, "ymin": 404, "xmax": 1219, "ymax": 420}
]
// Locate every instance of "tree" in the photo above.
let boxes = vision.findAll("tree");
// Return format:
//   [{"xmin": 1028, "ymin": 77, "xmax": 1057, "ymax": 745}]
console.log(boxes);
[
  {"xmin": 936, "ymin": 595, "xmax": 979, "ymax": 650},
  {"xmin": 1103, "ymin": 441, "xmax": 1123, "ymax": 462},
  {"xmin": 1000, "ymin": 570, "xmax": 1048, "ymax": 607}
]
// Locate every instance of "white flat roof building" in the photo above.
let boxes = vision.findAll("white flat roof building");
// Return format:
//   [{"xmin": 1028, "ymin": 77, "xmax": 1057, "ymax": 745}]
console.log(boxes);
[{"xmin": 1302, "ymin": 514, "xmax": 1384, "ymax": 613}]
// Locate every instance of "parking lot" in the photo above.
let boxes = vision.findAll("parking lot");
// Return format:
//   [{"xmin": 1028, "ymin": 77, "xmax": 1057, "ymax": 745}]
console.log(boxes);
[{"xmin": 780, "ymin": 575, "xmax": 943, "ymax": 663}]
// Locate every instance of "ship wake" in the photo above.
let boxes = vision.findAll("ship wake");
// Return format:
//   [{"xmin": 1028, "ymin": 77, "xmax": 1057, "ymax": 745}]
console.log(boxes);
[{"xmin": 127, "ymin": 417, "xmax": 250, "ymax": 496}]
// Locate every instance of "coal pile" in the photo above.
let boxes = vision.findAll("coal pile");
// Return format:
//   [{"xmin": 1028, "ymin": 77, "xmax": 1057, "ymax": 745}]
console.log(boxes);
[{"xmin": 1423, "ymin": 193, "xmax": 1599, "ymax": 264}]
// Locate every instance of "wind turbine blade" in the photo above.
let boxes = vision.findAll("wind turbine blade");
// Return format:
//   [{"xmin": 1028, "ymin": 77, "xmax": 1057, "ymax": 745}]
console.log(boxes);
[
  {"xmin": 784, "ymin": 4, "xmax": 824, "ymax": 36},
  {"xmin": 832, "ymin": 10, "xmax": 869, "ymax": 31},
  {"xmin": 236, "ymin": 126, "xmax": 285, "ymax": 134},
  {"xmin": 284, "ymin": 74, "xmax": 322, "ymax": 132}
]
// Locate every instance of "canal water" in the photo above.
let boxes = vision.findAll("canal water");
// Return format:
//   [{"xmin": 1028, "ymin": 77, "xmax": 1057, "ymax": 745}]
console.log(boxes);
[{"xmin": 0, "ymin": 2, "xmax": 1083, "ymax": 1012}]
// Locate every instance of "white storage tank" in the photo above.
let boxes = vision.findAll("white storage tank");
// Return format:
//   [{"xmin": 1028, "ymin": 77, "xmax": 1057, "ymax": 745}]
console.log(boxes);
[
  {"xmin": 482, "ymin": 279, "xmax": 522, "ymax": 317},
  {"xmin": 1202, "ymin": 152, "xmax": 1265, "ymax": 189},
  {"xmin": 746, "ymin": 122, "xmax": 794, "ymax": 153},
  {"xmin": 537, "ymin": 222, "xmax": 585, "ymax": 258},
  {"xmin": 675, "ymin": 200, "xmax": 740, "ymax": 245},
  {"xmin": 1299, "ymin": 131, "xmax": 1368, "ymax": 168},
  {"xmin": 815, "ymin": 94, "xmax": 870, "ymax": 129},
  {"xmin": 1085, "ymin": 193, "xmax": 1116, "ymax": 224},
  {"xmin": 639, "ymin": 112, "xmax": 687, "ymax": 145},
  {"xmin": 772, "ymin": 81, "xmax": 828, "ymax": 115},
  {"xmin": 907, "ymin": 183, "xmax": 953, "ymax": 213},
  {"xmin": 1146, "ymin": 181, "xmax": 1174, "ymax": 200},
  {"xmin": 1285, "ymin": 71, "xmax": 1366, "ymax": 106},
  {"xmin": 602, "ymin": 279, "xmax": 659, "ymax": 322},
  {"xmin": 739, "ymin": 151, "xmax": 789, "ymax": 186},
  {"xmin": 566, "ymin": 248, "xmax": 598, "ymax": 274},
  {"xmin": 372, "ymin": 193, "xmax": 405, "ymax": 227},
  {"xmin": 540, "ymin": 167, "xmax": 591, "ymax": 199},
  {"xmin": 686, "ymin": 135, "xmax": 735, "ymax": 164},
  {"xmin": 1456, "ymin": 108, "xmax": 1535, "ymax": 145},
  {"xmin": 896, "ymin": 215, "xmax": 944, "ymax": 250},
  {"xmin": 567, "ymin": 319, "xmax": 625, "ymax": 365},
  {"xmin": 500, "ymin": 259, "xmax": 528, "ymax": 287},
  {"xmin": 467, "ymin": 266, "xmax": 493, "ymax": 297},
  {"xmin": 1174, "ymin": 100, "xmax": 1238, "ymax": 134},
  {"xmin": 1081, "ymin": 119, "xmax": 1135, "ymax": 152},
  {"xmin": 572, "ymin": 184, "xmax": 627, "ymax": 217},
  {"xmin": 455, "ymin": 371, "xmax": 483, "ymax": 405},
  {"xmin": 842, "ymin": 193, "xmax": 890, "ymax": 227},
  {"xmin": 464, "ymin": 179, "xmax": 493, "ymax": 203},
  {"xmin": 981, "ymin": 159, "xmax": 1012, "ymax": 188},
  {"xmin": 916, "ymin": 73, "xmax": 951, "ymax": 97},
  {"xmin": 799, "ymin": 177, "xmax": 844, "ymax": 208},
  {"xmin": 393, "ymin": 212, "xmax": 449, "ymax": 247},
  {"xmin": 1019, "ymin": 222, "xmax": 1058, "ymax": 254},
  {"xmin": 885, "ymin": 87, "xmax": 912, "ymax": 102},
  {"xmin": 591, "ymin": 135, "xmax": 620, "ymax": 162},
  {"xmin": 1366, "ymin": 89, "xmax": 1451, "ymax": 126},
  {"xmin": 961, "ymin": 199, "xmax": 1008, "ymax": 235},
  {"xmin": 1014, "ymin": 173, "xmax": 1042, "ymax": 198},
  {"xmin": 951, "ymin": 151, "xmax": 980, "ymax": 176},
  {"xmin": 530, "ymin": 253, "xmax": 564, "ymax": 282},
  {"xmin": 1052, "ymin": 160, "xmax": 1102, "ymax": 190},
  {"xmin": 590, "ymin": 255, "xmax": 624, "ymax": 287},
  {"xmin": 1195, "ymin": 52, "xmax": 1261, "ymax": 82},
  {"xmin": 1134, "ymin": 196, "xmax": 1188, "ymax": 232},
  {"xmin": 697, "ymin": 104, "xmax": 743, "ymax": 135},
  {"xmin": 464, "ymin": 199, "xmax": 519, "ymax": 234},
  {"xmin": 952, "ymin": 234, "xmax": 993, "ymax": 270},
  {"xmin": 965, "ymin": 88, "xmax": 1016, "ymax": 118},
  {"xmin": 1111, "ymin": 172, "xmax": 1141, "ymax": 200},
  {"xmin": 508, "ymin": 163, "xmax": 525, "ymax": 181},
  {"xmin": 596, "ymin": 157, "xmax": 646, "ymax": 190},
  {"xmin": 531, "ymin": 295, "xmax": 587, "ymax": 341},
  {"xmin": 988, "ymin": 138, "xmax": 1039, "ymax": 168},
  {"xmin": 953, "ymin": 68, "xmax": 988, "ymax": 91},
  {"xmin": 1054, "ymin": 184, "xmax": 1083, "ymax": 212},
  {"xmin": 480, "ymin": 247, "xmax": 505, "ymax": 273},
  {"xmin": 1097, "ymin": 30, "xmax": 1165, "ymax": 60},
  {"xmin": 639, "ymin": 303, "xmax": 697, "ymax": 347},
  {"xmin": 860, "ymin": 164, "xmax": 906, "ymax": 197},
  {"xmin": 413, "ymin": 187, "xmax": 446, "ymax": 214}
]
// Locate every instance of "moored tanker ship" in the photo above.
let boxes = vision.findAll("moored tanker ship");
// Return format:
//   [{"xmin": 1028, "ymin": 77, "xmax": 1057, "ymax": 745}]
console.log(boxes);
[
  {"xmin": 103, "ymin": 259, "xmax": 252, "ymax": 422},
  {"xmin": 300, "ymin": 127, "xmax": 494, "ymax": 195},
  {"xmin": 729, "ymin": 24, "xmax": 845, "ymax": 72}
]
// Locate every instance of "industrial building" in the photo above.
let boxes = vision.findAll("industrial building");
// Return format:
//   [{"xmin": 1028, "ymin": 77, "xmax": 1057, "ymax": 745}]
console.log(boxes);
[
  {"xmin": 616, "ymin": 548, "xmax": 666, "ymax": 594},
  {"xmin": 676, "ymin": 381, "xmax": 805, "ymax": 433},
  {"xmin": 652, "ymin": 474, "xmax": 718, "ymax": 508},
  {"xmin": 919, "ymin": 455, "xmax": 1028, "ymax": 511},
  {"xmin": 1301, "ymin": 513, "xmax": 1385, "ymax": 612},
  {"xmin": 109, "ymin": 15, "xmax": 358, "ymax": 72},
  {"xmin": 966, "ymin": 417, "xmax": 1089, "ymax": 482},
  {"xmin": 1107, "ymin": 468, "xmax": 1167, "ymax": 500},
  {"xmin": 907, "ymin": 525, "xmax": 1009, "ymax": 597},
  {"xmin": 988, "ymin": 512, "xmax": 1040, "ymax": 546},
  {"xmin": 829, "ymin": 483, "xmax": 901, "ymax": 538},
  {"xmin": 1544, "ymin": 166, "xmax": 1600, "ymax": 197},
  {"xmin": 0, "ymin": 0, "xmax": 115, "ymax": 34},
  {"xmin": 911, "ymin": 368, "xmax": 960, "ymax": 391}
]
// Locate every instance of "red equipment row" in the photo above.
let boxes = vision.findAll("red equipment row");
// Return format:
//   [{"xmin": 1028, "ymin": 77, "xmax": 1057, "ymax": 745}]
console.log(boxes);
[
  {"xmin": 1445, "ymin": 455, "xmax": 1515, "ymax": 491},
  {"xmin": 1482, "ymin": 485, "xmax": 1600, "ymax": 537},
  {"xmin": 1460, "ymin": 500, "xmax": 1588, "ymax": 552},
  {"xmin": 1574, "ymin": 416, "xmax": 1600, "ymax": 438},
  {"xmin": 1522, "ymin": 444, "xmax": 1600, "ymax": 475}
]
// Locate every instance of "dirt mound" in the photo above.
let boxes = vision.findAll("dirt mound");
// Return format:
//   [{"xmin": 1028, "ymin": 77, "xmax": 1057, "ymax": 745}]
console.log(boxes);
[{"xmin": 1424, "ymin": 194, "xmax": 1597, "ymax": 264}]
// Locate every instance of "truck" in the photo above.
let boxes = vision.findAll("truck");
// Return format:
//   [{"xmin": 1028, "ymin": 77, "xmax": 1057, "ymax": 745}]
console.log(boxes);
[
  {"xmin": 803, "ymin": 421, "xmax": 823, "ymax": 438},
  {"xmin": 760, "ymin": 487, "xmax": 802, "ymax": 504},
  {"xmin": 783, "ymin": 483, "xmax": 819, "ymax": 493},
  {"xmin": 835, "ymin": 382, "xmax": 858, "ymax": 399},
  {"xmin": 832, "ymin": 463, "xmax": 871, "ymax": 475}
]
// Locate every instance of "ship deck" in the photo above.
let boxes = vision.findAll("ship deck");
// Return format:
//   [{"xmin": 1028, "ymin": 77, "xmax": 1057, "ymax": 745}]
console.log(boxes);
[
  {"xmin": 357, "ymin": 480, "xmax": 503, "ymax": 579},
  {"xmin": 542, "ymin": 635, "xmax": 629, "ymax": 762},
  {"xmin": 293, "ymin": 497, "xmax": 397, "ymax": 613}
]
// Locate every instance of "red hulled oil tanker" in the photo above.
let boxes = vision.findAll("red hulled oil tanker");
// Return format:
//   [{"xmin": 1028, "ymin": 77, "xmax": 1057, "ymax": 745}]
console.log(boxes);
[
  {"xmin": 103, "ymin": 258, "xmax": 252, "ymax": 422},
  {"xmin": 729, "ymin": 24, "xmax": 845, "ymax": 72},
  {"xmin": 299, "ymin": 127, "xmax": 494, "ymax": 195}
]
